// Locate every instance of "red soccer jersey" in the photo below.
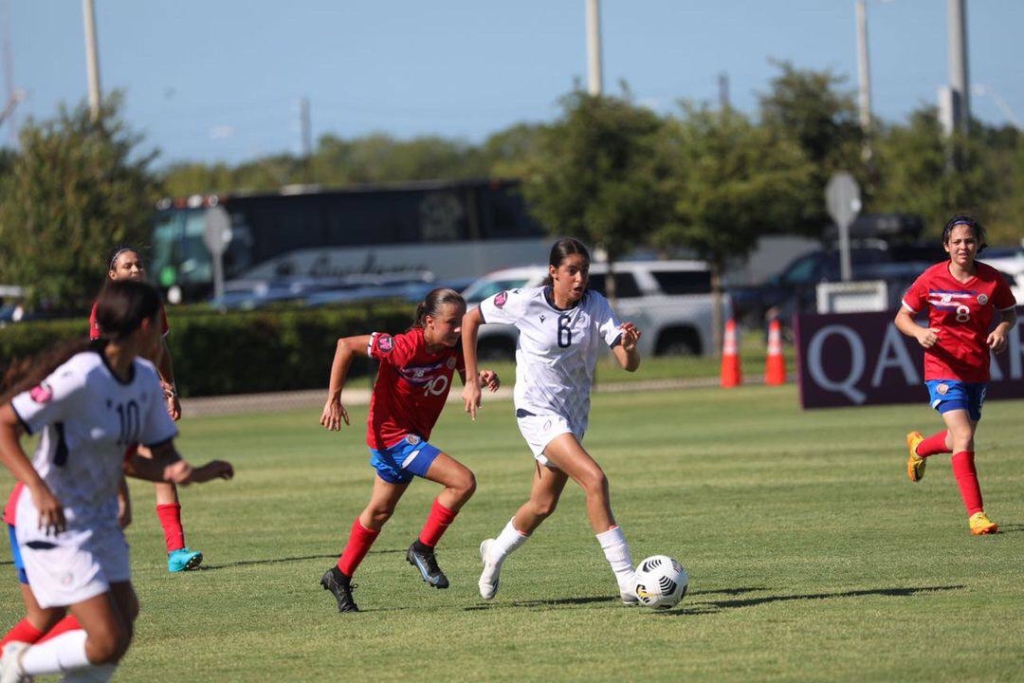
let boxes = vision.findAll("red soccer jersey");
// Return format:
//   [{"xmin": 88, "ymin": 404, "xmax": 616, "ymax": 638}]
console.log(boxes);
[
  {"xmin": 901, "ymin": 261, "xmax": 1017, "ymax": 382},
  {"xmin": 365, "ymin": 327, "xmax": 465, "ymax": 450},
  {"xmin": 90, "ymin": 301, "xmax": 169, "ymax": 340}
]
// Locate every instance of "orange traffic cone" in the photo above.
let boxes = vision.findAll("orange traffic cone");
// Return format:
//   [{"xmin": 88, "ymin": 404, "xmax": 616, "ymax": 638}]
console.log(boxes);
[
  {"xmin": 765, "ymin": 317, "xmax": 786, "ymax": 386},
  {"xmin": 720, "ymin": 318, "xmax": 742, "ymax": 388}
]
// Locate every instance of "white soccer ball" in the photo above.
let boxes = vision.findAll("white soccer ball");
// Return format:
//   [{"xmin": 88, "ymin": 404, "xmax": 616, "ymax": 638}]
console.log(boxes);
[{"xmin": 633, "ymin": 555, "xmax": 688, "ymax": 609}]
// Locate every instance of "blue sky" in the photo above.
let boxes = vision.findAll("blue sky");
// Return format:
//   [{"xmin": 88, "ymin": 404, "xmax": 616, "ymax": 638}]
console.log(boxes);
[{"xmin": 7, "ymin": 1, "xmax": 1021, "ymax": 168}]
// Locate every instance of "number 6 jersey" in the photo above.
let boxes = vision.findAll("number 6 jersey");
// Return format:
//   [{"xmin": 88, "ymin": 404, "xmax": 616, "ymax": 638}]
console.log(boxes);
[
  {"xmin": 479, "ymin": 287, "xmax": 623, "ymax": 435},
  {"xmin": 10, "ymin": 350, "xmax": 178, "ymax": 525}
]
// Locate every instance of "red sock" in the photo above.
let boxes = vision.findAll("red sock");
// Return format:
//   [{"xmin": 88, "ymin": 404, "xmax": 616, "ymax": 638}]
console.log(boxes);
[
  {"xmin": 338, "ymin": 519, "xmax": 379, "ymax": 578},
  {"xmin": 156, "ymin": 503, "xmax": 186, "ymax": 553},
  {"xmin": 418, "ymin": 499, "xmax": 458, "ymax": 549},
  {"xmin": 0, "ymin": 619, "xmax": 44, "ymax": 648},
  {"xmin": 951, "ymin": 451, "xmax": 983, "ymax": 516},
  {"xmin": 35, "ymin": 615, "xmax": 81, "ymax": 644},
  {"xmin": 917, "ymin": 430, "xmax": 951, "ymax": 457}
]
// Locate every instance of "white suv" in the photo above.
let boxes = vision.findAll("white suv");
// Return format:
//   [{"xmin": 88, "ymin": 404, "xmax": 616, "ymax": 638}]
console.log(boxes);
[{"xmin": 461, "ymin": 260, "xmax": 730, "ymax": 361}]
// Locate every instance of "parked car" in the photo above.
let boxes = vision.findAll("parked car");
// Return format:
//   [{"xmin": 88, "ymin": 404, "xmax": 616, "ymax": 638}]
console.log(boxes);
[{"xmin": 461, "ymin": 260, "xmax": 730, "ymax": 361}]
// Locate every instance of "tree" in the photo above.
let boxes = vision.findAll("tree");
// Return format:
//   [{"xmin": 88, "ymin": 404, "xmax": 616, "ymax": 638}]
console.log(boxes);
[
  {"xmin": 518, "ymin": 89, "xmax": 671, "ymax": 299},
  {"xmin": 0, "ymin": 94, "xmax": 160, "ymax": 312},
  {"xmin": 758, "ymin": 61, "xmax": 865, "ymax": 236}
]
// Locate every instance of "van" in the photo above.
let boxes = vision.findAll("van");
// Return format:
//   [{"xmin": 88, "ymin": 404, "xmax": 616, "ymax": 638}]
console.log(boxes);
[{"xmin": 461, "ymin": 260, "xmax": 730, "ymax": 361}]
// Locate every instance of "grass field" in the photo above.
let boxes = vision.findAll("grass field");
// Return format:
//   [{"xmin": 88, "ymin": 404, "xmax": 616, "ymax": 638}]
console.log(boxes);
[{"xmin": 2, "ymin": 383, "xmax": 1022, "ymax": 682}]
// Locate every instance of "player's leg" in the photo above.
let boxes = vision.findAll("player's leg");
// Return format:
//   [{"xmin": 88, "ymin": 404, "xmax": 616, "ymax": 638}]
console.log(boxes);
[
  {"xmin": 136, "ymin": 444, "xmax": 201, "ymax": 572},
  {"xmin": 1, "ymin": 524, "xmax": 69, "ymax": 648},
  {"xmin": 322, "ymin": 475, "xmax": 409, "ymax": 612},
  {"xmin": 407, "ymin": 451, "xmax": 476, "ymax": 589},
  {"xmin": 942, "ymin": 386, "xmax": 995, "ymax": 534},
  {"xmin": 479, "ymin": 462, "xmax": 569, "ymax": 600},
  {"xmin": 540, "ymin": 433, "xmax": 637, "ymax": 603}
]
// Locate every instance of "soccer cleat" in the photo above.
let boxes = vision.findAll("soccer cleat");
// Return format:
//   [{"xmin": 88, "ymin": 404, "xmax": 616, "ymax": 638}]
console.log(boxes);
[
  {"xmin": 168, "ymin": 547, "xmax": 203, "ymax": 572},
  {"xmin": 969, "ymin": 512, "xmax": 998, "ymax": 536},
  {"xmin": 906, "ymin": 431, "xmax": 926, "ymax": 482},
  {"xmin": 406, "ymin": 542, "xmax": 449, "ymax": 589},
  {"xmin": 619, "ymin": 588, "xmax": 639, "ymax": 606},
  {"xmin": 478, "ymin": 538, "xmax": 502, "ymax": 600},
  {"xmin": 320, "ymin": 567, "xmax": 359, "ymax": 612},
  {"xmin": 0, "ymin": 641, "xmax": 32, "ymax": 683}
]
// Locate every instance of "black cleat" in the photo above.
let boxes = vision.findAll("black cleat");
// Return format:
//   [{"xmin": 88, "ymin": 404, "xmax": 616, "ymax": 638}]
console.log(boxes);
[
  {"xmin": 406, "ymin": 541, "xmax": 449, "ymax": 589},
  {"xmin": 321, "ymin": 567, "xmax": 359, "ymax": 612}
]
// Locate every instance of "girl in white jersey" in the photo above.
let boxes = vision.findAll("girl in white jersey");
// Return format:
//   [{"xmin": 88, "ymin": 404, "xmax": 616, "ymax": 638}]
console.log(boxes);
[
  {"xmin": 0, "ymin": 280, "xmax": 233, "ymax": 683},
  {"xmin": 462, "ymin": 237, "xmax": 643, "ymax": 604}
]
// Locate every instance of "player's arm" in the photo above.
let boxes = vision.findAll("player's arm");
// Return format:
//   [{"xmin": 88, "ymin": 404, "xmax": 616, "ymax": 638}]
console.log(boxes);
[
  {"xmin": 460, "ymin": 307, "xmax": 485, "ymax": 419},
  {"xmin": 0, "ymin": 404, "xmax": 65, "ymax": 534},
  {"xmin": 987, "ymin": 307, "xmax": 1017, "ymax": 353},
  {"xmin": 612, "ymin": 322, "xmax": 642, "ymax": 372},
  {"xmin": 320, "ymin": 334, "xmax": 372, "ymax": 431},
  {"xmin": 126, "ymin": 440, "xmax": 233, "ymax": 484},
  {"xmin": 154, "ymin": 338, "xmax": 181, "ymax": 421},
  {"xmin": 894, "ymin": 306, "xmax": 939, "ymax": 348}
]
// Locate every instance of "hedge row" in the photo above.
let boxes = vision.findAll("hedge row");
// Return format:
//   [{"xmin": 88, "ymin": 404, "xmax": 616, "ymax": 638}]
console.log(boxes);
[{"xmin": 0, "ymin": 301, "xmax": 416, "ymax": 397}]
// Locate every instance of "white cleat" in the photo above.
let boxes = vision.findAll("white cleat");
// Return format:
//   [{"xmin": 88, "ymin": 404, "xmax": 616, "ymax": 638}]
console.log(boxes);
[
  {"xmin": 479, "ymin": 538, "xmax": 502, "ymax": 600},
  {"xmin": 619, "ymin": 571, "xmax": 639, "ymax": 606},
  {"xmin": 0, "ymin": 642, "xmax": 32, "ymax": 683}
]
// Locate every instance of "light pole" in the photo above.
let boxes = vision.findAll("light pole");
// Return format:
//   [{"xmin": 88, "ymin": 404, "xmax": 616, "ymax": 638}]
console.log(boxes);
[
  {"xmin": 855, "ymin": 0, "xmax": 872, "ymax": 133},
  {"xmin": 585, "ymin": 0, "xmax": 603, "ymax": 96},
  {"xmin": 82, "ymin": 0, "xmax": 101, "ymax": 121}
]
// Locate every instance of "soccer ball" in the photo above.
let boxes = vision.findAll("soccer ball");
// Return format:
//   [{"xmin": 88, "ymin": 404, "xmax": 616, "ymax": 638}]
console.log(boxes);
[{"xmin": 633, "ymin": 555, "xmax": 688, "ymax": 609}]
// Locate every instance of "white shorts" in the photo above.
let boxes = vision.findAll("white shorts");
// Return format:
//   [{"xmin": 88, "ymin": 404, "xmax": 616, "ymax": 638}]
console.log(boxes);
[
  {"xmin": 15, "ymin": 497, "xmax": 130, "ymax": 609},
  {"xmin": 516, "ymin": 412, "xmax": 583, "ymax": 468}
]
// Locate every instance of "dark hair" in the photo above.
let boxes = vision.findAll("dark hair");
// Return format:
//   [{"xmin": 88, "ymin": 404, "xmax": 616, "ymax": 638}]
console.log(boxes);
[
  {"xmin": 942, "ymin": 215, "xmax": 988, "ymax": 254},
  {"xmin": 107, "ymin": 245, "xmax": 140, "ymax": 273},
  {"xmin": 94, "ymin": 279, "xmax": 162, "ymax": 341},
  {"xmin": 0, "ymin": 338, "xmax": 96, "ymax": 407},
  {"xmin": 412, "ymin": 288, "xmax": 466, "ymax": 328},
  {"xmin": 543, "ymin": 237, "xmax": 591, "ymax": 287}
]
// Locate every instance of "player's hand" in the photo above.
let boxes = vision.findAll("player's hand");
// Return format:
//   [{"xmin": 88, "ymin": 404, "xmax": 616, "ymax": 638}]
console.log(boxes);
[
  {"xmin": 915, "ymin": 327, "xmax": 939, "ymax": 349},
  {"xmin": 619, "ymin": 322, "xmax": 642, "ymax": 351},
  {"xmin": 478, "ymin": 370, "xmax": 501, "ymax": 392},
  {"xmin": 163, "ymin": 460, "xmax": 194, "ymax": 485},
  {"xmin": 987, "ymin": 329, "xmax": 1009, "ymax": 353},
  {"xmin": 320, "ymin": 399, "xmax": 350, "ymax": 431},
  {"xmin": 161, "ymin": 382, "xmax": 182, "ymax": 421},
  {"xmin": 191, "ymin": 460, "xmax": 235, "ymax": 483},
  {"xmin": 462, "ymin": 383, "xmax": 483, "ymax": 421},
  {"xmin": 29, "ymin": 483, "xmax": 65, "ymax": 536}
]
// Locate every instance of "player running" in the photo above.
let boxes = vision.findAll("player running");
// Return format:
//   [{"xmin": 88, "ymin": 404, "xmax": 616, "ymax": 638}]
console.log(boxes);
[
  {"xmin": 318, "ymin": 287, "xmax": 500, "ymax": 612},
  {"xmin": 896, "ymin": 215, "xmax": 1017, "ymax": 535},
  {"xmin": 462, "ymin": 237, "xmax": 643, "ymax": 604},
  {"xmin": 0, "ymin": 279, "xmax": 233, "ymax": 682}
]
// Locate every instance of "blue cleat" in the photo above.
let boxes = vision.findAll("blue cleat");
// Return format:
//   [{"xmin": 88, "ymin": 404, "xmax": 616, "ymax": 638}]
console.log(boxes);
[{"xmin": 168, "ymin": 547, "xmax": 203, "ymax": 572}]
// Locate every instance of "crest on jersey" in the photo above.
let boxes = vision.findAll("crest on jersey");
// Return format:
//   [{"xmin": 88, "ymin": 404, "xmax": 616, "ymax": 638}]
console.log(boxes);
[
  {"xmin": 447, "ymin": 357, "xmax": 456, "ymax": 369},
  {"xmin": 977, "ymin": 294, "xmax": 988, "ymax": 305},
  {"xmin": 406, "ymin": 434, "xmax": 421, "ymax": 445},
  {"xmin": 29, "ymin": 382, "xmax": 53, "ymax": 404},
  {"xmin": 377, "ymin": 334, "xmax": 394, "ymax": 354},
  {"xmin": 494, "ymin": 291, "xmax": 508, "ymax": 308},
  {"xmin": 936, "ymin": 383, "xmax": 949, "ymax": 396}
]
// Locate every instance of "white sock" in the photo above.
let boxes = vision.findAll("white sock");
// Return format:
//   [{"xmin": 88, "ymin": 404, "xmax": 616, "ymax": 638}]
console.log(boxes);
[
  {"xmin": 60, "ymin": 663, "xmax": 118, "ymax": 682},
  {"xmin": 20, "ymin": 629, "xmax": 90, "ymax": 675},
  {"xmin": 489, "ymin": 517, "xmax": 529, "ymax": 562},
  {"xmin": 596, "ymin": 526, "xmax": 634, "ymax": 590}
]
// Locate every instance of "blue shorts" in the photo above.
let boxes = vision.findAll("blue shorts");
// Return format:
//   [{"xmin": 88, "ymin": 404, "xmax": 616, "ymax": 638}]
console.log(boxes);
[
  {"xmin": 369, "ymin": 435, "xmax": 442, "ymax": 484},
  {"xmin": 926, "ymin": 380, "xmax": 986, "ymax": 422},
  {"xmin": 7, "ymin": 524, "xmax": 28, "ymax": 585}
]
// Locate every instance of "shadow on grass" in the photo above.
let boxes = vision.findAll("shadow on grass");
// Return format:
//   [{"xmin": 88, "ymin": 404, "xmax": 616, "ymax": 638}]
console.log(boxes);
[
  {"xmin": 673, "ymin": 584, "xmax": 966, "ymax": 616},
  {"xmin": 195, "ymin": 553, "xmax": 340, "ymax": 570}
]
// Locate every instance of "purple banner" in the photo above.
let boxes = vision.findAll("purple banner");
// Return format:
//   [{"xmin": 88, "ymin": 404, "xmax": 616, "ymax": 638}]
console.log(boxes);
[{"xmin": 795, "ymin": 308, "xmax": 1024, "ymax": 409}]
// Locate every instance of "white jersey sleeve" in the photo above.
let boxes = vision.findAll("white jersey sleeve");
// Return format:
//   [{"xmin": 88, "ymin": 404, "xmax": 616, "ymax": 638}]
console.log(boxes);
[
  {"xmin": 135, "ymin": 359, "xmax": 178, "ymax": 447},
  {"xmin": 11, "ymin": 361, "xmax": 87, "ymax": 435}
]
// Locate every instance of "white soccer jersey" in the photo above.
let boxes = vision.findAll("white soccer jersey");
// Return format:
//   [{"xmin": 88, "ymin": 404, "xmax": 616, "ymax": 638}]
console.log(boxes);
[
  {"xmin": 11, "ymin": 349, "xmax": 178, "ymax": 528},
  {"xmin": 480, "ymin": 286, "xmax": 623, "ymax": 434}
]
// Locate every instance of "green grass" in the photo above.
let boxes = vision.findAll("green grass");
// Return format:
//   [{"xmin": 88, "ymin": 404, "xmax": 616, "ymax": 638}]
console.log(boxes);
[{"xmin": 2, "ymin": 385, "xmax": 1023, "ymax": 682}]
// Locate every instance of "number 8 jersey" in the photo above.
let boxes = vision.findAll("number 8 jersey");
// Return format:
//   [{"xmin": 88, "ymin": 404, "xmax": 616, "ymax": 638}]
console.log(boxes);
[
  {"xmin": 479, "ymin": 287, "xmax": 623, "ymax": 435},
  {"xmin": 901, "ymin": 261, "xmax": 1017, "ymax": 382},
  {"xmin": 10, "ymin": 350, "xmax": 178, "ymax": 526}
]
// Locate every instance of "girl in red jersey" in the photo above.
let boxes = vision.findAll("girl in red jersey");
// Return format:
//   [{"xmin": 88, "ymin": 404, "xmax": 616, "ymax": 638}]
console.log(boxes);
[
  {"xmin": 318, "ymin": 287, "xmax": 500, "ymax": 612},
  {"xmin": 895, "ymin": 216, "xmax": 1017, "ymax": 535},
  {"xmin": 90, "ymin": 247, "xmax": 203, "ymax": 573}
]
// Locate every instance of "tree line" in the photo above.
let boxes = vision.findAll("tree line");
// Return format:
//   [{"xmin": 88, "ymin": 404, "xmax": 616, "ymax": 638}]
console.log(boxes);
[{"xmin": 0, "ymin": 62, "xmax": 1020, "ymax": 312}]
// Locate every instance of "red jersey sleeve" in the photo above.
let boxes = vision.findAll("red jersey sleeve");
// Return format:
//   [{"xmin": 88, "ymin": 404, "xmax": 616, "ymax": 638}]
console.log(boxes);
[{"xmin": 88, "ymin": 302, "xmax": 101, "ymax": 340}]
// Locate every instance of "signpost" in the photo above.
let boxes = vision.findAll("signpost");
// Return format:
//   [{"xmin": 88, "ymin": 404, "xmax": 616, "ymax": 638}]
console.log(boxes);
[
  {"xmin": 825, "ymin": 172, "xmax": 862, "ymax": 282},
  {"xmin": 203, "ymin": 205, "xmax": 232, "ymax": 302}
]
